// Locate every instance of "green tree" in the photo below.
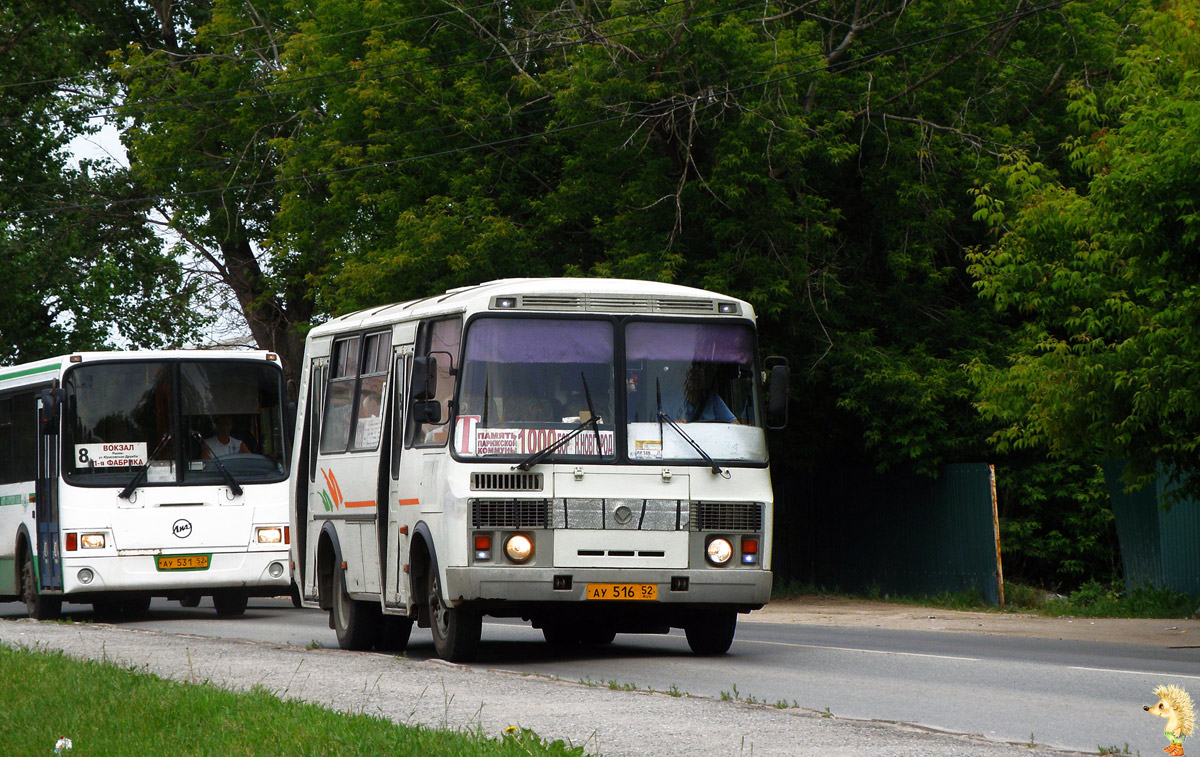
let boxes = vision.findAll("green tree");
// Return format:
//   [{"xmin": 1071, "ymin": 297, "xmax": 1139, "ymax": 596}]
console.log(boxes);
[
  {"xmin": 112, "ymin": 0, "xmax": 315, "ymax": 375},
  {"xmin": 21, "ymin": 0, "xmax": 1157, "ymax": 588},
  {"xmin": 968, "ymin": 2, "xmax": 1200, "ymax": 498},
  {"xmin": 0, "ymin": 0, "xmax": 203, "ymax": 361},
  {"xmin": 270, "ymin": 0, "xmax": 1120, "ymax": 475}
]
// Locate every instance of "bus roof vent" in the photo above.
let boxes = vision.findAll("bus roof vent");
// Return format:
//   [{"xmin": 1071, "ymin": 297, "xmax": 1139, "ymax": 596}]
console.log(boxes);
[
  {"xmin": 471, "ymin": 471, "xmax": 544, "ymax": 492},
  {"xmin": 502, "ymin": 293, "xmax": 725, "ymax": 315},
  {"xmin": 654, "ymin": 297, "xmax": 718, "ymax": 314},
  {"xmin": 518, "ymin": 295, "xmax": 584, "ymax": 311},
  {"xmin": 586, "ymin": 296, "xmax": 654, "ymax": 313}
]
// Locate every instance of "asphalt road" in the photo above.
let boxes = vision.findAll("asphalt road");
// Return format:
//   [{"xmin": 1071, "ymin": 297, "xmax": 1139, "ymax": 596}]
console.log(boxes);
[{"xmin": 3, "ymin": 597, "xmax": 1195, "ymax": 754}]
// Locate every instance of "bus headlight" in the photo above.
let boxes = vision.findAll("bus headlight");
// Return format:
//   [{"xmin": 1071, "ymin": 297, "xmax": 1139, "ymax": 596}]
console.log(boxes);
[
  {"xmin": 77, "ymin": 568, "xmax": 95, "ymax": 585},
  {"xmin": 81, "ymin": 533, "xmax": 105, "ymax": 549},
  {"xmin": 256, "ymin": 527, "xmax": 283, "ymax": 544},
  {"xmin": 706, "ymin": 537, "xmax": 733, "ymax": 566},
  {"xmin": 504, "ymin": 534, "xmax": 534, "ymax": 563}
]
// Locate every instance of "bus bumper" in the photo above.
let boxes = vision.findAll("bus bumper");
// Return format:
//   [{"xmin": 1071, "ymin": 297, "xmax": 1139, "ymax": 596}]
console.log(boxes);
[
  {"xmin": 58, "ymin": 550, "xmax": 291, "ymax": 596},
  {"xmin": 444, "ymin": 566, "xmax": 772, "ymax": 610}
]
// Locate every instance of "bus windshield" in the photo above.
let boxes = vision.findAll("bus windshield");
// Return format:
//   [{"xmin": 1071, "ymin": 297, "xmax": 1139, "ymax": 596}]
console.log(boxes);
[
  {"xmin": 624, "ymin": 320, "xmax": 766, "ymax": 464},
  {"xmin": 454, "ymin": 317, "xmax": 766, "ymax": 465},
  {"xmin": 455, "ymin": 318, "xmax": 616, "ymax": 460},
  {"xmin": 62, "ymin": 360, "xmax": 289, "ymax": 487}
]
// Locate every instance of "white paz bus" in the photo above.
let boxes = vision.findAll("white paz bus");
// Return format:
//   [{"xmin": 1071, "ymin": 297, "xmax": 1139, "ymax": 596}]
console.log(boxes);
[
  {"xmin": 291, "ymin": 278, "xmax": 789, "ymax": 661},
  {"xmin": 0, "ymin": 350, "xmax": 292, "ymax": 618}
]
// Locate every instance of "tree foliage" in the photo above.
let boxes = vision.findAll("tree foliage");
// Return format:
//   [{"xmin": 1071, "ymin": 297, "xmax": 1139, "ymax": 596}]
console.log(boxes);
[
  {"xmin": 968, "ymin": 2, "xmax": 1200, "ymax": 497},
  {"xmin": 7, "ymin": 0, "xmax": 1194, "ymax": 588},
  {"xmin": 0, "ymin": 0, "xmax": 205, "ymax": 362},
  {"xmin": 253, "ymin": 0, "xmax": 1144, "ymax": 479},
  {"xmin": 111, "ymin": 0, "xmax": 314, "ymax": 370}
]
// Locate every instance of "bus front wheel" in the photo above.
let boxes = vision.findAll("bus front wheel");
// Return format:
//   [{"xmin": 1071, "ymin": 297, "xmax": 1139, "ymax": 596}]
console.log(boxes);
[
  {"xmin": 684, "ymin": 611, "xmax": 737, "ymax": 655},
  {"xmin": 331, "ymin": 566, "xmax": 379, "ymax": 650},
  {"xmin": 427, "ymin": 568, "xmax": 480, "ymax": 662},
  {"xmin": 21, "ymin": 551, "xmax": 61, "ymax": 621}
]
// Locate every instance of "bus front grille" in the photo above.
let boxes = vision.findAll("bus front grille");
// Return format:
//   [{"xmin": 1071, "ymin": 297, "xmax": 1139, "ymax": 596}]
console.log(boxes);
[
  {"xmin": 552, "ymin": 499, "xmax": 690, "ymax": 531},
  {"xmin": 471, "ymin": 499, "xmax": 549, "ymax": 528},
  {"xmin": 692, "ymin": 502, "xmax": 763, "ymax": 531},
  {"xmin": 470, "ymin": 471, "xmax": 544, "ymax": 492}
]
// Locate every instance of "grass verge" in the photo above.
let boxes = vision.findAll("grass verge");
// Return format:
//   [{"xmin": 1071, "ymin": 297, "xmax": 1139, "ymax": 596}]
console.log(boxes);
[
  {"xmin": 0, "ymin": 644, "xmax": 588, "ymax": 756},
  {"xmin": 772, "ymin": 577, "xmax": 1198, "ymax": 619}
]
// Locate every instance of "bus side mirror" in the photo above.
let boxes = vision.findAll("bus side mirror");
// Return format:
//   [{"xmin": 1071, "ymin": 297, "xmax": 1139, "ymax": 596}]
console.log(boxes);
[
  {"xmin": 413, "ymin": 399, "xmax": 442, "ymax": 425},
  {"xmin": 38, "ymin": 387, "xmax": 64, "ymax": 436},
  {"xmin": 764, "ymin": 357, "xmax": 790, "ymax": 430},
  {"xmin": 411, "ymin": 356, "xmax": 437, "ymax": 401}
]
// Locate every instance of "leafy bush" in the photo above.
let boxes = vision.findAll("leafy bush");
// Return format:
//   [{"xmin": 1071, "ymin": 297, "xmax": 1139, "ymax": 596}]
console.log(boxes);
[{"xmin": 996, "ymin": 461, "xmax": 1122, "ymax": 592}]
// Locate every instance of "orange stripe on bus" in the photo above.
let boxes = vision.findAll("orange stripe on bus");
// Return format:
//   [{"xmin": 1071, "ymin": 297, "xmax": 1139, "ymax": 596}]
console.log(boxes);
[
  {"xmin": 396, "ymin": 498, "xmax": 420, "ymax": 506},
  {"xmin": 344, "ymin": 500, "xmax": 375, "ymax": 508}
]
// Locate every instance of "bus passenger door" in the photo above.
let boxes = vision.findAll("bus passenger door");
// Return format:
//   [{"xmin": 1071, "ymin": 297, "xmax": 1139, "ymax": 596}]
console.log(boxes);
[
  {"xmin": 35, "ymin": 389, "xmax": 63, "ymax": 592},
  {"xmin": 302, "ymin": 358, "xmax": 328, "ymax": 602},
  {"xmin": 384, "ymin": 348, "xmax": 414, "ymax": 610}
]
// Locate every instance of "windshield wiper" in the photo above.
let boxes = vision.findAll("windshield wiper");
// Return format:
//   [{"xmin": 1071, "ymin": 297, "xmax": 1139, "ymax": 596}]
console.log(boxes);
[
  {"xmin": 513, "ymin": 373, "xmax": 605, "ymax": 472},
  {"xmin": 118, "ymin": 432, "xmax": 173, "ymax": 500},
  {"xmin": 192, "ymin": 431, "xmax": 245, "ymax": 496},
  {"xmin": 512, "ymin": 416, "xmax": 598, "ymax": 471},
  {"xmin": 655, "ymin": 379, "xmax": 729, "ymax": 478},
  {"xmin": 580, "ymin": 373, "xmax": 604, "ymax": 454}
]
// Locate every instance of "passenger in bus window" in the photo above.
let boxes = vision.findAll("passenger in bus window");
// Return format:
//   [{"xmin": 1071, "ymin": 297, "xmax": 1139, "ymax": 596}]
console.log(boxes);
[
  {"xmin": 503, "ymin": 395, "xmax": 555, "ymax": 423},
  {"xmin": 675, "ymin": 363, "xmax": 738, "ymax": 424},
  {"xmin": 203, "ymin": 415, "xmax": 251, "ymax": 457},
  {"xmin": 355, "ymin": 390, "xmax": 382, "ymax": 447}
]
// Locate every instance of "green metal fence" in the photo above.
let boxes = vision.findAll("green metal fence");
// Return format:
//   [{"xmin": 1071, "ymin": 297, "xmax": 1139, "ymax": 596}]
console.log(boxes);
[
  {"xmin": 1103, "ymin": 461, "xmax": 1200, "ymax": 595},
  {"xmin": 773, "ymin": 463, "xmax": 1002, "ymax": 604}
]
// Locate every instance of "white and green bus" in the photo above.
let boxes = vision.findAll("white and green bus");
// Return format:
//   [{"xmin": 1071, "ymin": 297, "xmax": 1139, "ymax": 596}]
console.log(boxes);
[
  {"xmin": 291, "ymin": 278, "xmax": 789, "ymax": 661},
  {"xmin": 0, "ymin": 350, "xmax": 292, "ymax": 618}
]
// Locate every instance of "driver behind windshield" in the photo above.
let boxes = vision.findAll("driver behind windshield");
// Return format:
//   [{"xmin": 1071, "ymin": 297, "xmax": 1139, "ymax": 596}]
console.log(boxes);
[
  {"xmin": 203, "ymin": 415, "xmax": 251, "ymax": 458},
  {"xmin": 675, "ymin": 363, "xmax": 739, "ymax": 424}
]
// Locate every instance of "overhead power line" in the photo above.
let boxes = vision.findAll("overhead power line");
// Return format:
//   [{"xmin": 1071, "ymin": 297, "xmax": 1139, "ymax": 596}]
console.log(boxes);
[
  {"xmin": 0, "ymin": 0, "xmax": 520, "ymax": 93},
  {"xmin": 0, "ymin": 0, "xmax": 1076, "ymax": 217}
]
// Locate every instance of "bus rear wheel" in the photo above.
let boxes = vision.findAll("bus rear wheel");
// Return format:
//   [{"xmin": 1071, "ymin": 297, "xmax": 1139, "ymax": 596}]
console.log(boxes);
[
  {"xmin": 21, "ymin": 551, "xmax": 60, "ymax": 621},
  {"xmin": 122, "ymin": 595, "xmax": 152, "ymax": 616},
  {"xmin": 331, "ymin": 566, "xmax": 379, "ymax": 650},
  {"xmin": 213, "ymin": 590, "xmax": 248, "ymax": 617},
  {"xmin": 684, "ymin": 611, "xmax": 737, "ymax": 655},
  {"xmin": 375, "ymin": 615, "xmax": 414, "ymax": 652},
  {"xmin": 541, "ymin": 623, "xmax": 578, "ymax": 647},
  {"xmin": 541, "ymin": 623, "xmax": 615, "ymax": 647},
  {"xmin": 427, "ymin": 568, "xmax": 480, "ymax": 662}
]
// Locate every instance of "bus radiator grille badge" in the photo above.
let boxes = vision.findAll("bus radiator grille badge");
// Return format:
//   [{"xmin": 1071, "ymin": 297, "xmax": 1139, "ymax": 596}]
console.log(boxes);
[
  {"xmin": 172, "ymin": 519, "xmax": 193, "ymax": 539},
  {"xmin": 613, "ymin": 505, "xmax": 633, "ymax": 526}
]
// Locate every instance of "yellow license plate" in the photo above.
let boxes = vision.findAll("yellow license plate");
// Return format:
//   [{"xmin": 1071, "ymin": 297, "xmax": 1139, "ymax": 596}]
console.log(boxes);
[
  {"xmin": 156, "ymin": 554, "xmax": 210, "ymax": 571},
  {"xmin": 586, "ymin": 583, "xmax": 657, "ymax": 601}
]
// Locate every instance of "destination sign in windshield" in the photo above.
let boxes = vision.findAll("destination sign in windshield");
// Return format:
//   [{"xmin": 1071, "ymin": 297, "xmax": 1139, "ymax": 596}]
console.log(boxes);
[{"xmin": 74, "ymin": 442, "xmax": 148, "ymax": 468}]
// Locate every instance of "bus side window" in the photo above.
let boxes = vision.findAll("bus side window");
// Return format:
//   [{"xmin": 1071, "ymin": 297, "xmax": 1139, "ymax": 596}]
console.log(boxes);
[
  {"xmin": 390, "ymin": 354, "xmax": 407, "ymax": 478},
  {"xmin": 350, "ymin": 332, "xmax": 390, "ymax": 451},
  {"xmin": 409, "ymin": 317, "xmax": 461, "ymax": 448},
  {"xmin": 308, "ymin": 361, "xmax": 326, "ymax": 481},
  {"xmin": 0, "ymin": 397, "xmax": 11, "ymax": 484},
  {"xmin": 319, "ymin": 337, "xmax": 359, "ymax": 454},
  {"xmin": 0, "ymin": 393, "xmax": 38, "ymax": 484}
]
